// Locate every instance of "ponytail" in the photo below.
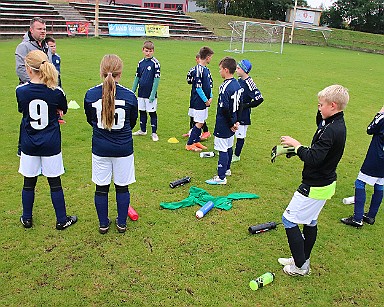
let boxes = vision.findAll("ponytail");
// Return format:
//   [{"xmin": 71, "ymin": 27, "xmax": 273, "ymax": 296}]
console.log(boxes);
[{"xmin": 101, "ymin": 73, "xmax": 116, "ymax": 131}]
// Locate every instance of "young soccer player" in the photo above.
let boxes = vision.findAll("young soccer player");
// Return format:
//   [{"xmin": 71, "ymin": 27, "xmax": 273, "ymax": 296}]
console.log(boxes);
[
  {"xmin": 205, "ymin": 57, "xmax": 242, "ymax": 185},
  {"xmin": 84, "ymin": 54, "xmax": 138, "ymax": 234},
  {"xmin": 184, "ymin": 52, "xmax": 211, "ymax": 140},
  {"xmin": 341, "ymin": 107, "xmax": 384, "ymax": 227},
  {"xmin": 45, "ymin": 37, "xmax": 61, "ymax": 87},
  {"xmin": 185, "ymin": 46, "xmax": 214, "ymax": 152},
  {"xmin": 277, "ymin": 85, "xmax": 349, "ymax": 276},
  {"xmin": 233, "ymin": 59, "xmax": 264, "ymax": 162},
  {"xmin": 16, "ymin": 50, "xmax": 77, "ymax": 230},
  {"xmin": 132, "ymin": 41, "xmax": 160, "ymax": 142}
]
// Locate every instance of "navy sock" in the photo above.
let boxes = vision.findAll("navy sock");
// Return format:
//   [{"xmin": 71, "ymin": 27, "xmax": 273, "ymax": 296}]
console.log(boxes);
[
  {"xmin": 51, "ymin": 189, "xmax": 67, "ymax": 223},
  {"xmin": 189, "ymin": 117, "xmax": 194, "ymax": 129},
  {"xmin": 139, "ymin": 110, "xmax": 147, "ymax": 132},
  {"xmin": 368, "ymin": 185, "xmax": 383, "ymax": 218},
  {"xmin": 22, "ymin": 189, "xmax": 34, "ymax": 219},
  {"xmin": 303, "ymin": 225, "xmax": 317, "ymax": 260},
  {"xmin": 235, "ymin": 138, "xmax": 245, "ymax": 157},
  {"xmin": 202, "ymin": 122, "xmax": 209, "ymax": 133},
  {"xmin": 187, "ymin": 126, "xmax": 201, "ymax": 145},
  {"xmin": 285, "ymin": 226, "xmax": 306, "ymax": 268},
  {"xmin": 354, "ymin": 187, "xmax": 366, "ymax": 221},
  {"xmin": 116, "ymin": 191, "xmax": 130, "ymax": 226},
  {"xmin": 227, "ymin": 147, "xmax": 233, "ymax": 171},
  {"xmin": 218, "ymin": 151, "xmax": 228, "ymax": 180},
  {"xmin": 149, "ymin": 112, "xmax": 157, "ymax": 134},
  {"xmin": 95, "ymin": 193, "xmax": 109, "ymax": 226}
]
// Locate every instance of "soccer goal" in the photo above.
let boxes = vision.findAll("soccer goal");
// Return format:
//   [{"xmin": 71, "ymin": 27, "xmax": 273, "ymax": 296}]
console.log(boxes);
[{"xmin": 227, "ymin": 21, "xmax": 286, "ymax": 54}]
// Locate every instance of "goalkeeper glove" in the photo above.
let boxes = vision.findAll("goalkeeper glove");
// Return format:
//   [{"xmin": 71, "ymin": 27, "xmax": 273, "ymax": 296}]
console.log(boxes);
[{"xmin": 271, "ymin": 145, "xmax": 296, "ymax": 163}]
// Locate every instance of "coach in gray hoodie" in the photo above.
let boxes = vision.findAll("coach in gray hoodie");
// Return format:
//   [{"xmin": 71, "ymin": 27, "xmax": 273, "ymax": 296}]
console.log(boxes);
[{"xmin": 15, "ymin": 17, "xmax": 52, "ymax": 84}]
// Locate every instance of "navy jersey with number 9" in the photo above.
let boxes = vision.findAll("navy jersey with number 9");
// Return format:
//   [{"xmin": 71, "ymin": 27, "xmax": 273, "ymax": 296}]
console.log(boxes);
[
  {"xmin": 84, "ymin": 83, "xmax": 138, "ymax": 157},
  {"xmin": 16, "ymin": 82, "xmax": 68, "ymax": 156}
]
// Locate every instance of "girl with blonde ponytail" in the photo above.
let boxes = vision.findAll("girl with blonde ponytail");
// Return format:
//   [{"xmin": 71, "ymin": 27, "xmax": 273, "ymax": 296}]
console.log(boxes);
[
  {"xmin": 84, "ymin": 54, "xmax": 138, "ymax": 234},
  {"xmin": 16, "ymin": 50, "xmax": 77, "ymax": 231}
]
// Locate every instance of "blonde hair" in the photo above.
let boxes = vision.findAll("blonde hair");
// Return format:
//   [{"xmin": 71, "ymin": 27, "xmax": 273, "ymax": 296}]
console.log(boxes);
[
  {"xmin": 100, "ymin": 54, "xmax": 123, "ymax": 131},
  {"xmin": 318, "ymin": 84, "xmax": 349, "ymax": 110},
  {"xmin": 24, "ymin": 50, "xmax": 58, "ymax": 89}
]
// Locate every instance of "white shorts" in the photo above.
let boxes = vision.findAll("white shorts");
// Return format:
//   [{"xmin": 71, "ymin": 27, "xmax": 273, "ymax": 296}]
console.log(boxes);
[
  {"xmin": 235, "ymin": 125, "xmax": 248, "ymax": 139},
  {"xmin": 92, "ymin": 154, "xmax": 136, "ymax": 186},
  {"xmin": 283, "ymin": 191, "xmax": 326, "ymax": 225},
  {"xmin": 138, "ymin": 97, "xmax": 157, "ymax": 112},
  {"xmin": 357, "ymin": 171, "xmax": 384, "ymax": 186},
  {"xmin": 214, "ymin": 136, "xmax": 234, "ymax": 152},
  {"xmin": 19, "ymin": 152, "xmax": 65, "ymax": 177},
  {"xmin": 188, "ymin": 108, "xmax": 194, "ymax": 117},
  {"xmin": 193, "ymin": 109, "xmax": 208, "ymax": 124}
]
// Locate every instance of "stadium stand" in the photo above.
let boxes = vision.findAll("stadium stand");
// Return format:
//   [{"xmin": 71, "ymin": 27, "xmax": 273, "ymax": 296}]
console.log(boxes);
[{"xmin": 0, "ymin": 0, "xmax": 216, "ymax": 39}]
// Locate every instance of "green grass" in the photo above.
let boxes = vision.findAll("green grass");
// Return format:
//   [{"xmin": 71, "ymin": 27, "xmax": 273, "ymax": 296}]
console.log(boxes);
[{"xmin": 1, "ymin": 37, "xmax": 384, "ymax": 306}]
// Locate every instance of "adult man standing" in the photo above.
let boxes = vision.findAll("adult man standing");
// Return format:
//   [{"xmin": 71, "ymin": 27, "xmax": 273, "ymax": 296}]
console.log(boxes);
[{"xmin": 15, "ymin": 17, "xmax": 52, "ymax": 84}]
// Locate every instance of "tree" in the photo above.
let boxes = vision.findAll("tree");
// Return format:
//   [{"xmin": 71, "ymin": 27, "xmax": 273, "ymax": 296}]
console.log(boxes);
[
  {"xmin": 321, "ymin": 0, "xmax": 384, "ymax": 34},
  {"xmin": 195, "ymin": 0, "xmax": 309, "ymax": 21}
]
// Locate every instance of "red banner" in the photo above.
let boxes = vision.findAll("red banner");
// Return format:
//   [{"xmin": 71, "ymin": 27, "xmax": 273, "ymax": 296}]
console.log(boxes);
[{"xmin": 66, "ymin": 21, "xmax": 90, "ymax": 36}]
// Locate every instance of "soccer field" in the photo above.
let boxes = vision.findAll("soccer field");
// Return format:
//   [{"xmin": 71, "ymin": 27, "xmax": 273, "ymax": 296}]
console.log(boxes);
[{"xmin": 1, "ymin": 37, "xmax": 384, "ymax": 306}]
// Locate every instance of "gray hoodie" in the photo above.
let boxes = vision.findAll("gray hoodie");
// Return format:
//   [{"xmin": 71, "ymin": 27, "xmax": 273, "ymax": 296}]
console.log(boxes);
[{"xmin": 15, "ymin": 32, "xmax": 52, "ymax": 84}]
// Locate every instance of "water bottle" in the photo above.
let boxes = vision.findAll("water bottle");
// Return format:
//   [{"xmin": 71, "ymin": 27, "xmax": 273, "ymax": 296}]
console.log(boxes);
[
  {"xmin": 200, "ymin": 151, "xmax": 215, "ymax": 158},
  {"xmin": 249, "ymin": 272, "xmax": 275, "ymax": 290},
  {"xmin": 128, "ymin": 206, "xmax": 139, "ymax": 221},
  {"xmin": 196, "ymin": 201, "xmax": 214, "ymax": 219},
  {"xmin": 342, "ymin": 196, "xmax": 354, "ymax": 205},
  {"xmin": 169, "ymin": 176, "xmax": 191, "ymax": 188},
  {"xmin": 248, "ymin": 222, "xmax": 278, "ymax": 234}
]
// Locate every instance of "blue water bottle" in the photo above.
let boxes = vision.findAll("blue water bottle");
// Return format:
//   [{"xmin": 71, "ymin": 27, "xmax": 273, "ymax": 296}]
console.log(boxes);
[{"xmin": 196, "ymin": 201, "xmax": 214, "ymax": 219}]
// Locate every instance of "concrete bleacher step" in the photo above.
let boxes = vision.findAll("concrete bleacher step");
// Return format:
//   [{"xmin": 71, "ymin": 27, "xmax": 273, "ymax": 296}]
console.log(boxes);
[{"xmin": 0, "ymin": 0, "xmax": 217, "ymax": 39}]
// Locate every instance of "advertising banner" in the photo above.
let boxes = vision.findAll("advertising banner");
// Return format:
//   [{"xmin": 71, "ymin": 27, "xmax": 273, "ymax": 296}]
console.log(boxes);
[
  {"xmin": 66, "ymin": 22, "xmax": 89, "ymax": 36},
  {"xmin": 145, "ymin": 24, "xmax": 170, "ymax": 37}
]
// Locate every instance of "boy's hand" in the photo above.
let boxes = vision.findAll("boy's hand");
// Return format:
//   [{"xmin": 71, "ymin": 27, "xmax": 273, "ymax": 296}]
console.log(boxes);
[
  {"xmin": 57, "ymin": 109, "xmax": 64, "ymax": 117},
  {"xmin": 205, "ymin": 98, "xmax": 212, "ymax": 107},
  {"xmin": 230, "ymin": 122, "xmax": 239, "ymax": 132},
  {"xmin": 281, "ymin": 136, "xmax": 301, "ymax": 148}
]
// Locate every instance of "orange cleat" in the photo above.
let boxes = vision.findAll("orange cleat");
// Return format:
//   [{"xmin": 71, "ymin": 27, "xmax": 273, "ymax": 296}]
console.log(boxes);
[
  {"xmin": 185, "ymin": 144, "xmax": 202, "ymax": 152},
  {"xmin": 194, "ymin": 142, "xmax": 207, "ymax": 150}
]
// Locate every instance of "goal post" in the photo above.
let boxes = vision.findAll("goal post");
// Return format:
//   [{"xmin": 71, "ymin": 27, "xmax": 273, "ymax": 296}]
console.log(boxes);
[{"xmin": 226, "ymin": 21, "xmax": 286, "ymax": 54}]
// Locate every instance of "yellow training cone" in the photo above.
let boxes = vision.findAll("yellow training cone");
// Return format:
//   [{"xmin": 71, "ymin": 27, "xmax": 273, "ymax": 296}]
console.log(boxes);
[{"xmin": 168, "ymin": 137, "xmax": 179, "ymax": 144}]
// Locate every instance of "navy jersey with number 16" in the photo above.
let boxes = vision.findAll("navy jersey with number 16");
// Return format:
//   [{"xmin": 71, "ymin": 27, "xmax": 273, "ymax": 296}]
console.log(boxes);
[
  {"xmin": 84, "ymin": 83, "xmax": 138, "ymax": 157},
  {"xmin": 16, "ymin": 82, "xmax": 67, "ymax": 156},
  {"xmin": 214, "ymin": 78, "xmax": 242, "ymax": 139}
]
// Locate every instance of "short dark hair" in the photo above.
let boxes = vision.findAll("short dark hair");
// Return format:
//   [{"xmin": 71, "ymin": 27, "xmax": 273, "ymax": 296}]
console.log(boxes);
[
  {"xmin": 30, "ymin": 17, "xmax": 46, "ymax": 27},
  {"xmin": 219, "ymin": 56, "xmax": 237, "ymax": 74},
  {"xmin": 45, "ymin": 36, "xmax": 55, "ymax": 44},
  {"xmin": 199, "ymin": 46, "xmax": 214, "ymax": 60}
]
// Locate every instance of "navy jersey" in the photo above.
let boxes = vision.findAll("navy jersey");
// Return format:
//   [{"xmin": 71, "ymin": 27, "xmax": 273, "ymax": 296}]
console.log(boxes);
[
  {"xmin": 186, "ymin": 66, "xmax": 196, "ymax": 108},
  {"xmin": 360, "ymin": 113, "xmax": 384, "ymax": 178},
  {"xmin": 190, "ymin": 64, "xmax": 213, "ymax": 110},
  {"xmin": 214, "ymin": 78, "xmax": 242, "ymax": 139},
  {"xmin": 52, "ymin": 53, "xmax": 61, "ymax": 73},
  {"xmin": 238, "ymin": 77, "xmax": 263, "ymax": 125},
  {"xmin": 135, "ymin": 57, "xmax": 160, "ymax": 99},
  {"xmin": 16, "ymin": 82, "xmax": 67, "ymax": 156},
  {"xmin": 84, "ymin": 83, "xmax": 138, "ymax": 157}
]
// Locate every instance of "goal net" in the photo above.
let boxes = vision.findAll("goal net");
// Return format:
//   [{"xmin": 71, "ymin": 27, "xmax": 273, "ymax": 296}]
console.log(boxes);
[{"xmin": 226, "ymin": 21, "xmax": 286, "ymax": 54}]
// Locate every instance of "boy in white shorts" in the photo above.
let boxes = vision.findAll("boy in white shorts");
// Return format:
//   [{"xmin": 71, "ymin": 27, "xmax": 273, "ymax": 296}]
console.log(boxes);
[
  {"xmin": 341, "ymin": 107, "xmax": 384, "ymax": 227},
  {"xmin": 277, "ymin": 85, "xmax": 349, "ymax": 276},
  {"xmin": 131, "ymin": 41, "xmax": 160, "ymax": 142}
]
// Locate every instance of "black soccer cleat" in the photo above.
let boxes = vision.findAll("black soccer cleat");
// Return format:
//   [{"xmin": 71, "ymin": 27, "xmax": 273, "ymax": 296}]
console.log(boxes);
[
  {"xmin": 363, "ymin": 213, "xmax": 375, "ymax": 225},
  {"xmin": 20, "ymin": 216, "xmax": 32, "ymax": 228},
  {"xmin": 340, "ymin": 216, "xmax": 363, "ymax": 228},
  {"xmin": 115, "ymin": 217, "xmax": 126, "ymax": 233},
  {"xmin": 99, "ymin": 219, "xmax": 112, "ymax": 234},
  {"xmin": 56, "ymin": 216, "xmax": 77, "ymax": 230}
]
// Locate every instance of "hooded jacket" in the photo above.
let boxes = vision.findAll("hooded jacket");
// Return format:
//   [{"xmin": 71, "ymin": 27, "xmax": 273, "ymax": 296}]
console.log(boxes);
[{"xmin": 15, "ymin": 31, "xmax": 52, "ymax": 84}]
